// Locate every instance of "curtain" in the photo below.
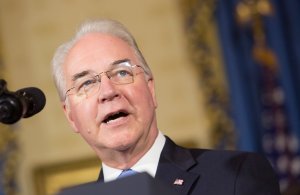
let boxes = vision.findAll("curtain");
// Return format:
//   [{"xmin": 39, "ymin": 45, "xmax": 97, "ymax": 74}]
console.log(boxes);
[{"xmin": 216, "ymin": 0, "xmax": 300, "ymax": 192}]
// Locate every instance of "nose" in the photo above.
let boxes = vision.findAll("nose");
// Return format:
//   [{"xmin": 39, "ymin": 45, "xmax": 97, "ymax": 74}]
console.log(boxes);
[{"xmin": 97, "ymin": 74, "xmax": 119, "ymax": 103}]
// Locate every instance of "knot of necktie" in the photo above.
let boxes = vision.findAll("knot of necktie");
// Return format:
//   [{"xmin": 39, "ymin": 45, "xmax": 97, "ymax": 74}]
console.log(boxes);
[{"xmin": 117, "ymin": 169, "xmax": 138, "ymax": 179}]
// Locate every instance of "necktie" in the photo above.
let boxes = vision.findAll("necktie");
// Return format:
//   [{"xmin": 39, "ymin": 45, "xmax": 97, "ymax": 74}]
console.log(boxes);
[{"xmin": 117, "ymin": 169, "xmax": 138, "ymax": 179}]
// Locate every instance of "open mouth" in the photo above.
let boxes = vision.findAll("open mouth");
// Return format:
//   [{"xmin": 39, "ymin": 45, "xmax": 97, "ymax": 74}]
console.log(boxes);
[{"xmin": 102, "ymin": 111, "xmax": 129, "ymax": 124}]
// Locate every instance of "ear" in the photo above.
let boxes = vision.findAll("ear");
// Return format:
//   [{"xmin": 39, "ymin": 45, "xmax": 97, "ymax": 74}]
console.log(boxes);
[
  {"xmin": 62, "ymin": 102, "xmax": 80, "ymax": 133},
  {"xmin": 147, "ymin": 77, "xmax": 158, "ymax": 108}
]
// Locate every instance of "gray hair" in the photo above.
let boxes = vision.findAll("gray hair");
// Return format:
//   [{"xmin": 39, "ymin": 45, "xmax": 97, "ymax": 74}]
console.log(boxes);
[{"xmin": 51, "ymin": 19, "xmax": 152, "ymax": 101}]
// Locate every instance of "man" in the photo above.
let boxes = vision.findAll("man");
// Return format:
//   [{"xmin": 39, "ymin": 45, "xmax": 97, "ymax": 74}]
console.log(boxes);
[{"xmin": 52, "ymin": 19, "xmax": 280, "ymax": 195}]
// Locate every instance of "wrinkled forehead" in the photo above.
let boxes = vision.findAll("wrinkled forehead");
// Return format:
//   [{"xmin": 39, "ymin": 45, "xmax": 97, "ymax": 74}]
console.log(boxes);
[{"xmin": 63, "ymin": 33, "xmax": 139, "ymax": 84}]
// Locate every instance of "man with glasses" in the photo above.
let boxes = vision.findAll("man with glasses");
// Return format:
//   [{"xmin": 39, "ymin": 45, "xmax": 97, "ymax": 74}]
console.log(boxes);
[{"xmin": 51, "ymin": 19, "xmax": 280, "ymax": 195}]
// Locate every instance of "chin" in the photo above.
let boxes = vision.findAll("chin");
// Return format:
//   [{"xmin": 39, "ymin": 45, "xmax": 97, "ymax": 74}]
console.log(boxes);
[
  {"xmin": 110, "ymin": 138, "xmax": 136, "ymax": 151},
  {"xmin": 99, "ymin": 131, "xmax": 140, "ymax": 150}
]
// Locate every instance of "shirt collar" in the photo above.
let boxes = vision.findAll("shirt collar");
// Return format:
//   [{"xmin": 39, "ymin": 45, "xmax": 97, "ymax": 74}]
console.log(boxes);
[{"xmin": 102, "ymin": 131, "xmax": 166, "ymax": 182}]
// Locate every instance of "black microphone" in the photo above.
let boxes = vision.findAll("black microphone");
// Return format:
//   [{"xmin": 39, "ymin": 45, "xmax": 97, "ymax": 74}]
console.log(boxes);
[
  {"xmin": 0, "ymin": 80, "xmax": 46, "ymax": 124},
  {"xmin": 16, "ymin": 87, "xmax": 46, "ymax": 118}
]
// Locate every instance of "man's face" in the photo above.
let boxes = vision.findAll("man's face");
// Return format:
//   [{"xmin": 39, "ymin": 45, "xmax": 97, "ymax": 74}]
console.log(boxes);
[{"xmin": 62, "ymin": 33, "xmax": 158, "ymax": 156}]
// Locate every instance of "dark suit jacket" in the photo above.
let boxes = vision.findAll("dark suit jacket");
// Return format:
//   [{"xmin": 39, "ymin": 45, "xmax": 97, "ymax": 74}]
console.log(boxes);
[{"xmin": 98, "ymin": 136, "xmax": 280, "ymax": 195}]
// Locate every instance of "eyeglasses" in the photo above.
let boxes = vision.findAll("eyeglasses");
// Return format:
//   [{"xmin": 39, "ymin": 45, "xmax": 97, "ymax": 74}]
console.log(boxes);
[{"xmin": 64, "ymin": 61, "xmax": 144, "ymax": 102}]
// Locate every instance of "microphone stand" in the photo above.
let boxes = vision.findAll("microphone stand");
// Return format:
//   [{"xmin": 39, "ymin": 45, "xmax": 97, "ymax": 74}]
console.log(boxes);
[
  {"xmin": 0, "ymin": 79, "xmax": 19, "ymax": 195},
  {"xmin": 0, "ymin": 79, "xmax": 9, "ymax": 121}
]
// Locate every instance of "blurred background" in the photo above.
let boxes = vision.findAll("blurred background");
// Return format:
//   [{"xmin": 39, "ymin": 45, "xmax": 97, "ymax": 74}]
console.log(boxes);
[{"xmin": 0, "ymin": 0, "xmax": 299, "ymax": 195}]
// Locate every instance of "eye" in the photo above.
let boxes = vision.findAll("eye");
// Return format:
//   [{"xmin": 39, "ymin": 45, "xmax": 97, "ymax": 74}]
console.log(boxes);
[
  {"xmin": 76, "ymin": 77, "xmax": 97, "ymax": 92},
  {"xmin": 117, "ymin": 69, "xmax": 131, "ymax": 77},
  {"xmin": 110, "ymin": 67, "xmax": 133, "ymax": 79}
]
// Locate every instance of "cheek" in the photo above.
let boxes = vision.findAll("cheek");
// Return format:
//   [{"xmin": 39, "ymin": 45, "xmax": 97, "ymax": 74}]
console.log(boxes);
[
  {"xmin": 131, "ymin": 85, "xmax": 156, "ymax": 115},
  {"xmin": 71, "ymin": 100, "xmax": 99, "ymax": 130}
]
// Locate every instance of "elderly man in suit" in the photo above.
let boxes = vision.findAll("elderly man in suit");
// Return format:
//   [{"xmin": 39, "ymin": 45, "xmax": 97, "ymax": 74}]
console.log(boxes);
[{"xmin": 52, "ymin": 19, "xmax": 280, "ymax": 195}]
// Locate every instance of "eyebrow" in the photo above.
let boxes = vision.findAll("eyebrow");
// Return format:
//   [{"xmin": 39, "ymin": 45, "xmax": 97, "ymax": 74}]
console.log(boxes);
[
  {"xmin": 72, "ymin": 70, "xmax": 91, "ymax": 82},
  {"xmin": 110, "ymin": 58, "xmax": 131, "ymax": 66}
]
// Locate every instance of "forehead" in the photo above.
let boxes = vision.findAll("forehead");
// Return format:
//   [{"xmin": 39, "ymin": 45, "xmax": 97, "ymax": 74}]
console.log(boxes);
[{"xmin": 63, "ymin": 33, "xmax": 137, "ymax": 80}]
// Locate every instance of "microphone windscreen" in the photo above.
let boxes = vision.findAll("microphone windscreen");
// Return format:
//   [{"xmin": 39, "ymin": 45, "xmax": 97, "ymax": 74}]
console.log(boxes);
[{"xmin": 16, "ymin": 87, "xmax": 46, "ymax": 118}]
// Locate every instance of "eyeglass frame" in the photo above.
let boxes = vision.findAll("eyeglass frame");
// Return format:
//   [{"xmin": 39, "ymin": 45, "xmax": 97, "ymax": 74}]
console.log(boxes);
[{"xmin": 64, "ymin": 60, "xmax": 145, "ymax": 102}]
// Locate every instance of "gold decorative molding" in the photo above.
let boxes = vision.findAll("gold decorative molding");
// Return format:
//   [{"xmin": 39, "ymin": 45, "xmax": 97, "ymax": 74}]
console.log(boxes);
[
  {"xmin": 179, "ymin": 0, "xmax": 236, "ymax": 149},
  {"xmin": 0, "ymin": 124, "xmax": 18, "ymax": 195},
  {"xmin": 33, "ymin": 157, "xmax": 100, "ymax": 195}
]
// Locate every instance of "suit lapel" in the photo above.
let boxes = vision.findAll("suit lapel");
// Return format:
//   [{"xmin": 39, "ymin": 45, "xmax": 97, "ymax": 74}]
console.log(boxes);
[
  {"xmin": 97, "ymin": 169, "xmax": 104, "ymax": 182},
  {"xmin": 155, "ymin": 137, "xmax": 200, "ymax": 195}
]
